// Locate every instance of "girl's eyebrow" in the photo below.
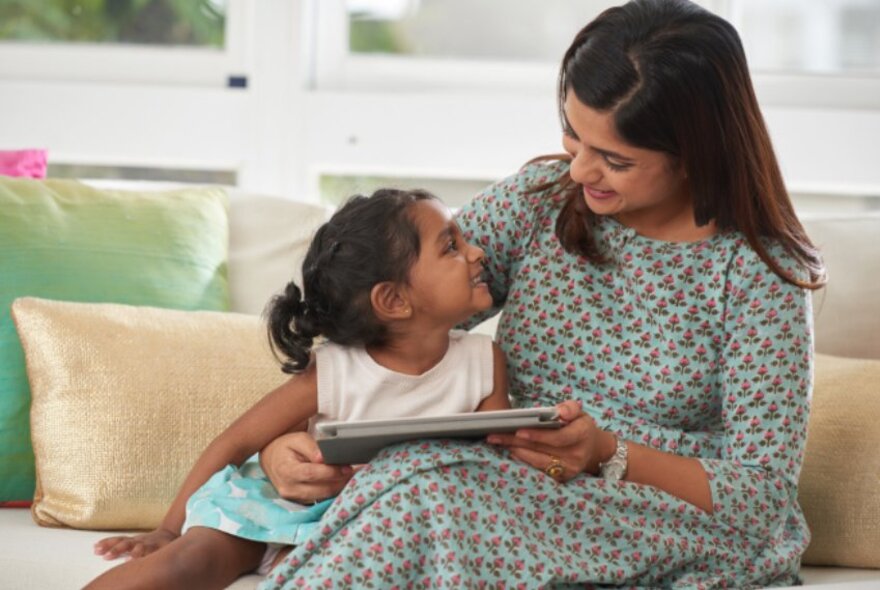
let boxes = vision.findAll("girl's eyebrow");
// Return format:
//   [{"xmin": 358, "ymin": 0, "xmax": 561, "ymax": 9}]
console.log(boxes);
[{"xmin": 434, "ymin": 223, "xmax": 456, "ymax": 247}]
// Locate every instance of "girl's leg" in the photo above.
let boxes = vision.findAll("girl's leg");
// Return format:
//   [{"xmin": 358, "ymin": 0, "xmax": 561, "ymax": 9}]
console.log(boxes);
[{"xmin": 84, "ymin": 527, "xmax": 265, "ymax": 590}]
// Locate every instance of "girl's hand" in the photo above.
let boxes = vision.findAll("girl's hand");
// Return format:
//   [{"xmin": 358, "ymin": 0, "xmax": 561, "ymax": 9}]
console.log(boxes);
[
  {"xmin": 93, "ymin": 528, "xmax": 177, "ymax": 561},
  {"xmin": 486, "ymin": 400, "xmax": 616, "ymax": 482},
  {"xmin": 259, "ymin": 431, "xmax": 355, "ymax": 502}
]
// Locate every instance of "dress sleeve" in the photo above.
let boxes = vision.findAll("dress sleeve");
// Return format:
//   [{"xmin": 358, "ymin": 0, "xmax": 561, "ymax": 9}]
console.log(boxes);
[
  {"xmin": 700, "ymin": 248, "xmax": 813, "ymax": 538},
  {"xmin": 455, "ymin": 161, "xmax": 567, "ymax": 329},
  {"xmin": 615, "ymin": 245, "xmax": 813, "ymax": 539}
]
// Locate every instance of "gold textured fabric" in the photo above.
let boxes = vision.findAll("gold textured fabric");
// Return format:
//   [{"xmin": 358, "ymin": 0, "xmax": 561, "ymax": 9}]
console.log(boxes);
[
  {"xmin": 11, "ymin": 297, "xmax": 287, "ymax": 530},
  {"xmin": 799, "ymin": 353, "xmax": 880, "ymax": 567}
]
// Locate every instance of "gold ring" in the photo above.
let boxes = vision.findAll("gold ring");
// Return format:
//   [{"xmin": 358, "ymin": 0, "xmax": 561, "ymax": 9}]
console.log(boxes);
[{"xmin": 544, "ymin": 456, "xmax": 564, "ymax": 479}]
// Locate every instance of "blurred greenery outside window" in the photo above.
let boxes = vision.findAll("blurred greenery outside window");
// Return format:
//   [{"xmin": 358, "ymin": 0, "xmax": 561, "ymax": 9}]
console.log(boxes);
[
  {"xmin": 0, "ymin": 0, "xmax": 226, "ymax": 47},
  {"xmin": 320, "ymin": 174, "xmax": 493, "ymax": 210},
  {"xmin": 48, "ymin": 164, "xmax": 236, "ymax": 186}
]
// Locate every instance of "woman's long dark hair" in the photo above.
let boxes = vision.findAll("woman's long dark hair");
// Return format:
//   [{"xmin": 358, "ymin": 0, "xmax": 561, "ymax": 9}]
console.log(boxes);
[
  {"xmin": 266, "ymin": 188, "xmax": 436, "ymax": 373},
  {"xmin": 544, "ymin": 0, "xmax": 825, "ymax": 289}
]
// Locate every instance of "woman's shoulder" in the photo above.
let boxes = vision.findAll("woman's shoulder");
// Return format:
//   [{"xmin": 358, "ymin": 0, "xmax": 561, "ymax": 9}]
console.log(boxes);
[
  {"xmin": 716, "ymin": 233, "xmax": 811, "ymax": 312},
  {"xmin": 459, "ymin": 158, "xmax": 570, "ymax": 223},
  {"xmin": 501, "ymin": 158, "xmax": 570, "ymax": 202}
]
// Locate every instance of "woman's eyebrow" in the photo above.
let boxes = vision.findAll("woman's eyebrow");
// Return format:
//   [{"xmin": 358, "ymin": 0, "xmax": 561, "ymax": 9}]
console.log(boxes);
[{"xmin": 564, "ymin": 116, "xmax": 635, "ymax": 162}]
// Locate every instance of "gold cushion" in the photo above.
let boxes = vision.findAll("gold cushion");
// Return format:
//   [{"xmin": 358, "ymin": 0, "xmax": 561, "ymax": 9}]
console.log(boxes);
[
  {"xmin": 11, "ymin": 297, "xmax": 287, "ymax": 530},
  {"xmin": 799, "ymin": 353, "xmax": 880, "ymax": 567}
]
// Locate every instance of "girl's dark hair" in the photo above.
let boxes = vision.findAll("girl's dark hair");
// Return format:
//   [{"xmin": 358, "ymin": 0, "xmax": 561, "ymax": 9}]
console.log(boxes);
[
  {"xmin": 267, "ymin": 188, "xmax": 436, "ymax": 373},
  {"xmin": 541, "ymin": 0, "xmax": 825, "ymax": 289}
]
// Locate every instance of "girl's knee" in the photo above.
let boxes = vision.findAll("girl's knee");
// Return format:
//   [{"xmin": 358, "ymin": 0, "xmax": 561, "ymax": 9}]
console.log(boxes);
[{"xmin": 170, "ymin": 528, "xmax": 265, "ymax": 582}]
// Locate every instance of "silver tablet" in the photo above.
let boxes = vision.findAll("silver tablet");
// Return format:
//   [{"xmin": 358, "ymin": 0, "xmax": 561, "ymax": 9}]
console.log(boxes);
[{"xmin": 316, "ymin": 407, "xmax": 561, "ymax": 465}]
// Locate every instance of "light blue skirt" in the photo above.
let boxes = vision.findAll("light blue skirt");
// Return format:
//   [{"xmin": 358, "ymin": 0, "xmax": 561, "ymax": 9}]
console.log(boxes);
[{"xmin": 183, "ymin": 454, "xmax": 333, "ymax": 546}]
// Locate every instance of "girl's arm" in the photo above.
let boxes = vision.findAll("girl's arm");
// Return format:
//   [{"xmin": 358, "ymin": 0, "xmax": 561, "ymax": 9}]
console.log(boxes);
[
  {"xmin": 476, "ymin": 342, "xmax": 511, "ymax": 412},
  {"xmin": 95, "ymin": 363, "xmax": 319, "ymax": 559}
]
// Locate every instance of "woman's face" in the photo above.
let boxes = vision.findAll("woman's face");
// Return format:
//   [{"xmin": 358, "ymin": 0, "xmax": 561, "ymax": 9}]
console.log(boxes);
[{"xmin": 562, "ymin": 92, "xmax": 693, "ymax": 237}]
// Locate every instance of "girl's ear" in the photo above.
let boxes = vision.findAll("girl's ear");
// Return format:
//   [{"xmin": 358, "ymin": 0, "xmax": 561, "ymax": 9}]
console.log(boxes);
[{"xmin": 370, "ymin": 282, "xmax": 412, "ymax": 321}]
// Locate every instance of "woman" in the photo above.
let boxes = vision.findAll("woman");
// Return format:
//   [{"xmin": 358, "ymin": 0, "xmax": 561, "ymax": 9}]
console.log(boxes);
[{"xmin": 259, "ymin": 0, "xmax": 825, "ymax": 586}]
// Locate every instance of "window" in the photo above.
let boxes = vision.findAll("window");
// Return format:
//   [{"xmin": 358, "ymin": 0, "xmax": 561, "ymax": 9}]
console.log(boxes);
[
  {"xmin": 0, "ymin": 0, "xmax": 225, "ymax": 47},
  {"xmin": 0, "ymin": 0, "xmax": 250, "ymax": 86},
  {"xmin": 346, "ymin": 0, "xmax": 602, "ymax": 61},
  {"xmin": 731, "ymin": 0, "xmax": 880, "ymax": 74},
  {"xmin": 314, "ymin": 0, "xmax": 616, "ymax": 91}
]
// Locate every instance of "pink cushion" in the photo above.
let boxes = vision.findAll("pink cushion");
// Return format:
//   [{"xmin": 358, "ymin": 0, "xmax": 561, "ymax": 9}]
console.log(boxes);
[{"xmin": 0, "ymin": 149, "xmax": 47, "ymax": 178}]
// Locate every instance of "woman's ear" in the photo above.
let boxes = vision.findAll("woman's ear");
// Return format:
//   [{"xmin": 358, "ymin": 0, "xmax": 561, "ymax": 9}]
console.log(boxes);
[{"xmin": 370, "ymin": 282, "xmax": 412, "ymax": 321}]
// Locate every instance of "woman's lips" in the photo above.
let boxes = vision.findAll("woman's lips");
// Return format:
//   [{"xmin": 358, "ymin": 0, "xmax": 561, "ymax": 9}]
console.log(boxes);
[{"xmin": 584, "ymin": 185, "xmax": 617, "ymax": 200}]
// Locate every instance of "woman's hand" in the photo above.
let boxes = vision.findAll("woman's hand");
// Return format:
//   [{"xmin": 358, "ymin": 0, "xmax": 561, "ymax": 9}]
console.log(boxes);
[
  {"xmin": 93, "ymin": 528, "xmax": 177, "ymax": 561},
  {"xmin": 487, "ymin": 400, "xmax": 616, "ymax": 482},
  {"xmin": 259, "ymin": 431, "xmax": 354, "ymax": 502}
]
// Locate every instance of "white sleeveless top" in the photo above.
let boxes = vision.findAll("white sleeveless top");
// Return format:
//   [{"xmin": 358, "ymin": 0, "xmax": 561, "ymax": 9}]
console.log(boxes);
[{"xmin": 310, "ymin": 330, "xmax": 494, "ymax": 433}]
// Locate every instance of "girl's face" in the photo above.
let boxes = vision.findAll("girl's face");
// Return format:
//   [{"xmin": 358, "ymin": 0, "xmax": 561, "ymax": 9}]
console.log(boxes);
[
  {"xmin": 405, "ymin": 199, "xmax": 492, "ymax": 326},
  {"xmin": 562, "ymin": 92, "xmax": 694, "ymax": 239}
]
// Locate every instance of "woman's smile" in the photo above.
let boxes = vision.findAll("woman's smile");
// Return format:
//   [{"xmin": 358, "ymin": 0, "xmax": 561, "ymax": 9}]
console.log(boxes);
[{"xmin": 584, "ymin": 185, "xmax": 617, "ymax": 200}]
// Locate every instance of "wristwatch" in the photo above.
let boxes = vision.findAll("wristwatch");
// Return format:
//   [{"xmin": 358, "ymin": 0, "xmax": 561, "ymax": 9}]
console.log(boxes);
[{"xmin": 598, "ymin": 436, "xmax": 628, "ymax": 481}]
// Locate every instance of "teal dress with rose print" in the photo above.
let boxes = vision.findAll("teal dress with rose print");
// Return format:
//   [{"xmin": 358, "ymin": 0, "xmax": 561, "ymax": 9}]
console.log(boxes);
[{"xmin": 262, "ymin": 161, "xmax": 813, "ymax": 589}]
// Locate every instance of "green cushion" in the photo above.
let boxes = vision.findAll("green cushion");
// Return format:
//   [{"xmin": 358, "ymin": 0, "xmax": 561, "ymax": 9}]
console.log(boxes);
[{"xmin": 0, "ymin": 177, "xmax": 230, "ymax": 501}]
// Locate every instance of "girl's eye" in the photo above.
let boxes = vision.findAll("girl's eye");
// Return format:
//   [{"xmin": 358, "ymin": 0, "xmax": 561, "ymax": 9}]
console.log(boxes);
[{"xmin": 446, "ymin": 240, "xmax": 459, "ymax": 253}]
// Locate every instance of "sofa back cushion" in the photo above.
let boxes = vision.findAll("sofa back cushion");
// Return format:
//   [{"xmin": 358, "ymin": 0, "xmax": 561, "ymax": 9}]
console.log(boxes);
[
  {"xmin": 227, "ymin": 193, "xmax": 331, "ymax": 316},
  {"xmin": 803, "ymin": 213, "xmax": 880, "ymax": 360}
]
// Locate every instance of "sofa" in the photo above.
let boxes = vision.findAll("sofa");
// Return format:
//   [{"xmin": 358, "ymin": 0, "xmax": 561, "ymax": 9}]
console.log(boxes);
[{"xmin": 1, "ymin": 179, "xmax": 879, "ymax": 589}]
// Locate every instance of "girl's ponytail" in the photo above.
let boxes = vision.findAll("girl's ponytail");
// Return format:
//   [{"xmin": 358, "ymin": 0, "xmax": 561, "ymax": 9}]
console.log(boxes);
[{"xmin": 267, "ymin": 280, "xmax": 320, "ymax": 373}]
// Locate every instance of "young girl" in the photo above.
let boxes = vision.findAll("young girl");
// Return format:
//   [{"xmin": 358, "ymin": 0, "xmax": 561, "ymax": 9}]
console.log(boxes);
[{"xmin": 87, "ymin": 188, "xmax": 510, "ymax": 590}]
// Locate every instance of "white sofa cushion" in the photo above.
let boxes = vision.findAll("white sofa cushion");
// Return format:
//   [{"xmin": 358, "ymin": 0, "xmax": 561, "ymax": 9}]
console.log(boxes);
[{"xmin": 802, "ymin": 213, "xmax": 880, "ymax": 360}]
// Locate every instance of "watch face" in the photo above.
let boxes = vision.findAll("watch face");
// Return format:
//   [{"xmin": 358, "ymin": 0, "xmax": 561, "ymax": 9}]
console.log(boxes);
[{"xmin": 604, "ymin": 462, "xmax": 626, "ymax": 481}]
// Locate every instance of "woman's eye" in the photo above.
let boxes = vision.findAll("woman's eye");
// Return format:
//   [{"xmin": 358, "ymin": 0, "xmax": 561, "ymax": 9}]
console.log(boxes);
[
  {"xmin": 605, "ymin": 159, "xmax": 630, "ymax": 172},
  {"xmin": 446, "ymin": 240, "xmax": 459, "ymax": 253}
]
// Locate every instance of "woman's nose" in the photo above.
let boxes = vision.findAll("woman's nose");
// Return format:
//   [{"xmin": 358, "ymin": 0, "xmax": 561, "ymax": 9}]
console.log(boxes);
[{"xmin": 569, "ymin": 150, "xmax": 601, "ymax": 186}]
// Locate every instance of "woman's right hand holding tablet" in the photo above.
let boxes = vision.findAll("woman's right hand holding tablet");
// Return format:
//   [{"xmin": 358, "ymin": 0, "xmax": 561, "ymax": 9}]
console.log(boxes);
[{"xmin": 259, "ymin": 431, "xmax": 354, "ymax": 503}]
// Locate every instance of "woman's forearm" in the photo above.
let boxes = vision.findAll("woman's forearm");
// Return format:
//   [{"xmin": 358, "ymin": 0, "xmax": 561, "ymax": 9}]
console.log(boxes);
[{"xmin": 622, "ymin": 439, "xmax": 713, "ymax": 514}]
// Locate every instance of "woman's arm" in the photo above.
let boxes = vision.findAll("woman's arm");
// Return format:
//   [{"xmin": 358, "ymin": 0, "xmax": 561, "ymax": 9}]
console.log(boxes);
[
  {"xmin": 491, "ymin": 249, "xmax": 813, "ymax": 529},
  {"xmin": 95, "ymin": 365, "xmax": 319, "ymax": 559},
  {"xmin": 488, "ymin": 400, "xmax": 713, "ymax": 512}
]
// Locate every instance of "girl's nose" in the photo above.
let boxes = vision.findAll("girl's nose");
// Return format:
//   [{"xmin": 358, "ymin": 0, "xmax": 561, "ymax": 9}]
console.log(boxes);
[{"xmin": 467, "ymin": 243, "xmax": 485, "ymax": 264}]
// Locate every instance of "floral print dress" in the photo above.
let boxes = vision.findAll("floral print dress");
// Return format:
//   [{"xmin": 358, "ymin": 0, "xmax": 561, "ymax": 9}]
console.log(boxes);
[{"xmin": 262, "ymin": 161, "xmax": 813, "ymax": 589}]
